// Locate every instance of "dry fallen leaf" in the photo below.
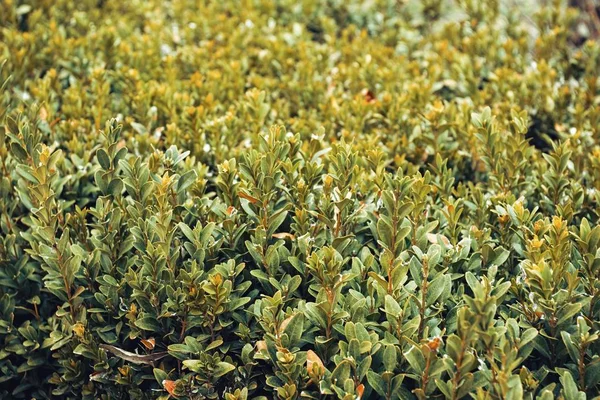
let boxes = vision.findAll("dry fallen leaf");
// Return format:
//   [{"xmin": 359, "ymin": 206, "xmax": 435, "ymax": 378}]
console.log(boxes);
[
  {"xmin": 226, "ymin": 205, "xmax": 237, "ymax": 216},
  {"xmin": 238, "ymin": 190, "xmax": 260, "ymax": 204},
  {"xmin": 140, "ymin": 337, "xmax": 155, "ymax": 350},
  {"xmin": 356, "ymin": 383, "xmax": 365, "ymax": 399},
  {"xmin": 163, "ymin": 380, "xmax": 178, "ymax": 397}
]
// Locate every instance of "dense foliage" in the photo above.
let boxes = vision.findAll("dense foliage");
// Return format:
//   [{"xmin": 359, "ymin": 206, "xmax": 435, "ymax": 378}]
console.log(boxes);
[{"xmin": 1, "ymin": 0, "xmax": 600, "ymax": 399}]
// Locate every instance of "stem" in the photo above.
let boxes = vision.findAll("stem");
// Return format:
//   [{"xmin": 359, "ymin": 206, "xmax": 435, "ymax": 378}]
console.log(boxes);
[
  {"xmin": 578, "ymin": 343, "xmax": 587, "ymax": 391},
  {"xmin": 418, "ymin": 258, "xmax": 429, "ymax": 340},
  {"xmin": 56, "ymin": 245, "xmax": 75, "ymax": 320},
  {"xmin": 387, "ymin": 193, "xmax": 400, "ymax": 294},
  {"xmin": 33, "ymin": 303, "xmax": 40, "ymax": 321},
  {"xmin": 179, "ymin": 307, "xmax": 188, "ymax": 342},
  {"xmin": 386, "ymin": 379, "xmax": 392, "ymax": 400},
  {"xmin": 325, "ymin": 287, "xmax": 336, "ymax": 340},
  {"xmin": 451, "ymin": 338, "xmax": 467, "ymax": 400},
  {"xmin": 421, "ymin": 349, "xmax": 432, "ymax": 395},
  {"xmin": 549, "ymin": 311, "xmax": 558, "ymax": 368}
]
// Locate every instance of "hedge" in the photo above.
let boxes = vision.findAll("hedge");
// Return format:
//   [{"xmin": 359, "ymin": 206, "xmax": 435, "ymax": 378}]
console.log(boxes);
[{"xmin": 1, "ymin": 1, "xmax": 600, "ymax": 399}]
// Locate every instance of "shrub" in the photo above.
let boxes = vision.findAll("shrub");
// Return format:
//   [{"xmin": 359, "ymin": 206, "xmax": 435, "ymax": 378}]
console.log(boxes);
[{"xmin": 1, "ymin": 0, "xmax": 600, "ymax": 399}]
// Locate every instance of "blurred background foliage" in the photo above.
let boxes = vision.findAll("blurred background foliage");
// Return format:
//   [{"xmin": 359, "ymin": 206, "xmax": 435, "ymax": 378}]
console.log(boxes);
[{"xmin": 1, "ymin": 0, "xmax": 600, "ymax": 399}]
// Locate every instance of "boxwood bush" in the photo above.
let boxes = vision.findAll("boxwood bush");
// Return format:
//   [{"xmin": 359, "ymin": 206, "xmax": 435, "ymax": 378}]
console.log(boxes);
[{"xmin": 1, "ymin": 0, "xmax": 600, "ymax": 399}]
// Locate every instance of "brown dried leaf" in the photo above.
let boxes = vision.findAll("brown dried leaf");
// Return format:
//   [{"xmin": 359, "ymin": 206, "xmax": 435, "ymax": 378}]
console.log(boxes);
[
  {"xmin": 141, "ymin": 337, "xmax": 155, "ymax": 350},
  {"xmin": 306, "ymin": 349, "xmax": 325, "ymax": 373},
  {"xmin": 163, "ymin": 380, "xmax": 178, "ymax": 397},
  {"xmin": 238, "ymin": 190, "xmax": 260, "ymax": 204}
]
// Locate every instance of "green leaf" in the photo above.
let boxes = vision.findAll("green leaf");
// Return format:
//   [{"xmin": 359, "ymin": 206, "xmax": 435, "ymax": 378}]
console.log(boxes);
[
  {"xmin": 282, "ymin": 313, "xmax": 304, "ymax": 348},
  {"xmin": 384, "ymin": 295, "xmax": 401, "ymax": 317},
  {"xmin": 367, "ymin": 371, "xmax": 387, "ymax": 397},
  {"xmin": 179, "ymin": 223, "xmax": 196, "ymax": 242},
  {"xmin": 177, "ymin": 170, "xmax": 197, "ymax": 192},
  {"xmin": 557, "ymin": 303, "xmax": 582, "ymax": 326},
  {"xmin": 404, "ymin": 345, "xmax": 425, "ymax": 373},
  {"xmin": 426, "ymin": 274, "xmax": 449, "ymax": 306},
  {"xmin": 559, "ymin": 370, "xmax": 585, "ymax": 400},
  {"xmin": 102, "ymin": 274, "xmax": 119, "ymax": 287},
  {"xmin": 435, "ymin": 379, "xmax": 452, "ymax": 399},
  {"xmin": 213, "ymin": 361, "xmax": 236, "ymax": 377},
  {"xmin": 267, "ymin": 210, "xmax": 288, "ymax": 237},
  {"xmin": 97, "ymin": 149, "xmax": 111, "ymax": 169},
  {"xmin": 135, "ymin": 317, "xmax": 161, "ymax": 332},
  {"xmin": 330, "ymin": 360, "xmax": 351, "ymax": 383},
  {"xmin": 560, "ymin": 332, "xmax": 579, "ymax": 364},
  {"xmin": 131, "ymin": 122, "xmax": 148, "ymax": 135},
  {"xmin": 10, "ymin": 143, "xmax": 28, "ymax": 161},
  {"xmin": 383, "ymin": 345, "xmax": 397, "ymax": 372},
  {"xmin": 107, "ymin": 179, "xmax": 123, "ymax": 196},
  {"xmin": 519, "ymin": 328, "xmax": 538, "ymax": 347},
  {"xmin": 183, "ymin": 360, "xmax": 203, "ymax": 372},
  {"xmin": 153, "ymin": 368, "xmax": 168, "ymax": 384},
  {"xmin": 73, "ymin": 344, "xmax": 96, "ymax": 359},
  {"xmin": 229, "ymin": 296, "xmax": 251, "ymax": 311},
  {"xmin": 585, "ymin": 359, "xmax": 600, "ymax": 388},
  {"xmin": 15, "ymin": 165, "xmax": 38, "ymax": 183},
  {"xmin": 377, "ymin": 217, "xmax": 393, "ymax": 247},
  {"xmin": 490, "ymin": 247, "xmax": 510, "ymax": 267},
  {"xmin": 304, "ymin": 303, "xmax": 328, "ymax": 329}
]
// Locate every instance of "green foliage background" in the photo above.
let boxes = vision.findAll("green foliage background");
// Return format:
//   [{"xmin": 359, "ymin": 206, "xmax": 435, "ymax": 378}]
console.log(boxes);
[{"xmin": 1, "ymin": 0, "xmax": 600, "ymax": 399}]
